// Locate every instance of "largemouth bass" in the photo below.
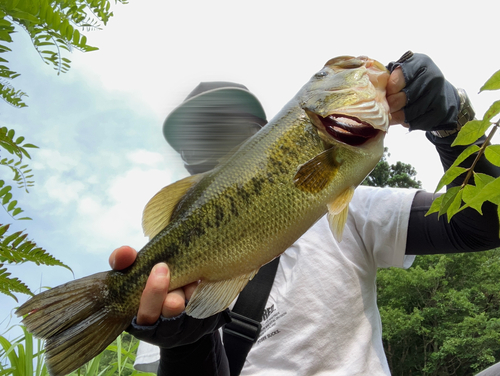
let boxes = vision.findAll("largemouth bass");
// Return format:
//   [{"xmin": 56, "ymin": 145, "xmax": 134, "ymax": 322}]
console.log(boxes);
[{"xmin": 16, "ymin": 55, "xmax": 390, "ymax": 376}]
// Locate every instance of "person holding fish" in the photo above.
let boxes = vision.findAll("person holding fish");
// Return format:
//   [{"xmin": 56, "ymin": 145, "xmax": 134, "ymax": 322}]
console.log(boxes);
[
  {"xmin": 108, "ymin": 53, "xmax": 500, "ymax": 376},
  {"xmin": 17, "ymin": 52, "xmax": 500, "ymax": 376}
]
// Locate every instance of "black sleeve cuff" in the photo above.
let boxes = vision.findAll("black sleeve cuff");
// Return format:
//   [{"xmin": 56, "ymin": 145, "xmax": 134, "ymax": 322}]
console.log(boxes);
[{"xmin": 126, "ymin": 310, "xmax": 231, "ymax": 349}]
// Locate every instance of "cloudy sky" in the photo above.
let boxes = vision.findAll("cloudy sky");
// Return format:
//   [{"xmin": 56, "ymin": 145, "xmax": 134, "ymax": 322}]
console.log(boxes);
[{"xmin": 1, "ymin": 0, "xmax": 499, "ymax": 335}]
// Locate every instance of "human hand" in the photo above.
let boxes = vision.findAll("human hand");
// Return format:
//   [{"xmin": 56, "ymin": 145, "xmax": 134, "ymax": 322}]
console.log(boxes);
[
  {"xmin": 110, "ymin": 246, "xmax": 230, "ymax": 349},
  {"xmin": 386, "ymin": 52, "xmax": 460, "ymax": 132},
  {"xmin": 109, "ymin": 246, "xmax": 198, "ymax": 325},
  {"xmin": 386, "ymin": 66, "xmax": 408, "ymax": 127}
]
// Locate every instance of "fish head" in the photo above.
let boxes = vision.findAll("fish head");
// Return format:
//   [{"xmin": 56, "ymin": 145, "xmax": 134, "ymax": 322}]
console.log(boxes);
[{"xmin": 300, "ymin": 55, "xmax": 390, "ymax": 150}]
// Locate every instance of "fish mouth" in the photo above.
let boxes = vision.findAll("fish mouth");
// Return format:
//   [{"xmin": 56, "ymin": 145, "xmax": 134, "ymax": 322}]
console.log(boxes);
[{"xmin": 319, "ymin": 114, "xmax": 381, "ymax": 146}]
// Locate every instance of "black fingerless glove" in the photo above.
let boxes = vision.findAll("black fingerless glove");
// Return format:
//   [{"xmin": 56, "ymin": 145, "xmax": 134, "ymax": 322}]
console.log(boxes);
[
  {"xmin": 127, "ymin": 310, "xmax": 231, "ymax": 349},
  {"xmin": 387, "ymin": 52, "xmax": 460, "ymax": 132}
]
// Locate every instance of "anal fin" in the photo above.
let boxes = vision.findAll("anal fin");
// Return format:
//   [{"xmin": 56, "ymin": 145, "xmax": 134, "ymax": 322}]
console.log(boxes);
[{"xmin": 186, "ymin": 269, "xmax": 259, "ymax": 319}]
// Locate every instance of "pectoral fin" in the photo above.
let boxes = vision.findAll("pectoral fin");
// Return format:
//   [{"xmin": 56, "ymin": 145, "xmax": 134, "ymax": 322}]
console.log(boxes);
[
  {"xmin": 327, "ymin": 186, "xmax": 355, "ymax": 242},
  {"xmin": 293, "ymin": 147, "xmax": 341, "ymax": 194},
  {"xmin": 186, "ymin": 269, "xmax": 259, "ymax": 319},
  {"xmin": 142, "ymin": 173, "xmax": 206, "ymax": 239}
]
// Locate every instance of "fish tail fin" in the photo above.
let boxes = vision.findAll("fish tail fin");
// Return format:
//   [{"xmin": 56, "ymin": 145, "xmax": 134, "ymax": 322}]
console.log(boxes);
[{"xmin": 16, "ymin": 271, "xmax": 133, "ymax": 376}]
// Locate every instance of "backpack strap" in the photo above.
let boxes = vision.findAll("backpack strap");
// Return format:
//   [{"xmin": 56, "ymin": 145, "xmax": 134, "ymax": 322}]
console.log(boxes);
[{"xmin": 222, "ymin": 257, "xmax": 280, "ymax": 376}]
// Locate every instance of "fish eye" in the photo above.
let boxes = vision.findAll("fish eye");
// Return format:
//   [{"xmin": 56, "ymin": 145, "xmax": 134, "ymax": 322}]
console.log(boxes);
[{"xmin": 314, "ymin": 71, "xmax": 328, "ymax": 79}]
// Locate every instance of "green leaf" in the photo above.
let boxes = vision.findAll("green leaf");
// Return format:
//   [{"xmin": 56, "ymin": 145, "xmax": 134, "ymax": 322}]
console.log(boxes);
[
  {"xmin": 7, "ymin": 200, "xmax": 16, "ymax": 211},
  {"xmin": 435, "ymin": 166, "xmax": 467, "ymax": 193},
  {"xmin": 452, "ymin": 120, "xmax": 489, "ymax": 146},
  {"xmin": 447, "ymin": 189, "xmax": 464, "ymax": 221},
  {"xmin": 0, "ymin": 266, "xmax": 32, "ymax": 299},
  {"xmin": 0, "ymin": 31, "xmax": 13, "ymax": 43},
  {"xmin": 11, "ymin": 233, "xmax": 27, "ymax": 248},
  {"xmin": 475, "ymin": 172, "xmax": 495, "ymax": 189},
  {"xmin": 480, "ymin": 69, "xmax": 500, "ymax": 92},
  {"xmin": 0, "ymin": 186, "xmax": 12, "ymax": 196},
  {"xmin": 72, "ymin": 28, "xmax": 80, "ymax": 45},
  {"xmin": 484, "ymin": 100, "xmax": 500, "ymax": 122},
  {"xmin": 3, "ymin": 230, "xmax": 22, "ymax": 246},
  {"xmin": 0, "ymin": 224, "xmax": 9, "ymax": 237},
  {"xmin": 463, "ymin": 184, "xmax": 483, "ymax": 214},
  {"xmin": 466, "ymin": 177, "xmax": 500, "ymax": 209},
  {"xmin": 65, "ymin": 23, "xmax": 73, "ymax": 40},
  {"xmin": 439, "ymin": 186, "xmax": 461, "ymax": 218},
  {"xmin": 451, "ymin": 144, "xmax": 480, "ymax": 168},
  {"xmin": 426, "ymin": 194, "xmax": 444, "ymax": 217},
  {"xmin": 7, "ymin": 9, "xmax": 40, "ymax": 23},
  {"xmin": 2, "ymin": 192, "xmax": 12, "ymax": 205},
  {"xmin": 485, "ymin": 145, "xmax": 500, "ymax": 167}
]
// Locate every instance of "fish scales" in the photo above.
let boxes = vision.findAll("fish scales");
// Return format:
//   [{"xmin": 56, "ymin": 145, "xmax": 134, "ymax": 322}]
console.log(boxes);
[
  {"xmin": 16, "ymin": 55, "xmax": 390, "ymax": 376},
  {"xmin": 117, "ymin": 106, "xmax": 325, "ymax": 298}
]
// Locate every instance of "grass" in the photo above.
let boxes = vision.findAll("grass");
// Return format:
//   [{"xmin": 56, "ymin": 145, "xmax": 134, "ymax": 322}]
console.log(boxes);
[{"xmin": 0, "ymin": 327, "xmax": 155, "ymax": 376}]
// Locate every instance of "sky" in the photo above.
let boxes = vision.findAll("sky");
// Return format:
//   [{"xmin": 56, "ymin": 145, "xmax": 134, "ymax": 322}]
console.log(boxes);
[{"xmin": 0, "ymin": 0, "xmax": 499, "ymax": 336}]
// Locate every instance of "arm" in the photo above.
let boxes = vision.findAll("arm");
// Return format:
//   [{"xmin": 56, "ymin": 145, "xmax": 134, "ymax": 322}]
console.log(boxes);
[
  {"xmin": 109, "ymin": 246, "xmax": 231, "ymax": 376},
  {"xmin": 386, "ymin": 52, "xmax": 500, "ymax": 255}
]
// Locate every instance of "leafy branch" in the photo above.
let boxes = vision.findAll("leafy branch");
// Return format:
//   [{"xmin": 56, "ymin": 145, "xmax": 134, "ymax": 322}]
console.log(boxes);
[
  {"xmin": 0, "ymin": 0, "xmax": 128, "ymax": 107},
  {"xmin": 427, "ymin": 69, "xmax": 500, "ymax": 234},
  {"xmin": 0, "ymin": 1, "xmax": 128, "ymax": 302}
]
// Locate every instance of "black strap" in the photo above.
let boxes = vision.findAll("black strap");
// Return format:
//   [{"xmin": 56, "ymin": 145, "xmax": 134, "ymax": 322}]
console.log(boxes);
[{"xmin": 222, "ymin": 257, "xmax": 280, "ymax": 376}]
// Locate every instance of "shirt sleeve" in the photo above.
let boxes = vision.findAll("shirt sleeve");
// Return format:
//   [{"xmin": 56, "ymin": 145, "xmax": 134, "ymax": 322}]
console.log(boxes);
[{"xmin": 350, "ymin": 186, "xmax": 418, "ymax": 269}]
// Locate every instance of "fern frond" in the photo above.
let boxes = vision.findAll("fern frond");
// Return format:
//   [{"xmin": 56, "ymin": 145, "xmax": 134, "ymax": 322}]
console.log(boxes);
[
  {"xmin": 0, "ymin": 224, "xmax": 71, "ymax": 272},
  {"xmin": 0, "ymin": 264, "xmax": 32, "ymax": 300},
  {"xmin": 0, "ymin": 224, "xmax": 71, "ymax": 300}
]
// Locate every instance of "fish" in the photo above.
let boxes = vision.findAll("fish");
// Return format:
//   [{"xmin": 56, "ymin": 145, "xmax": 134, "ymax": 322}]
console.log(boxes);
[{"xmin": 16, "ymin": 55, "xmax": 390, "ymax": 376}]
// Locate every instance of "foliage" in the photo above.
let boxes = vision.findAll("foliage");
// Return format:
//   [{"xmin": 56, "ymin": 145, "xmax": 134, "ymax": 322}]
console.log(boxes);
[
  {"xmin": 363, "ymin": 147, "xmax": 422, "ymax": 189},
  {"xmin": 0, "ymin": 223, "xmax": 71, "ymax": 300},
  {"xmin": 378, "ymin": 249, "xmax": 500, "ymax": 375},
  {"xmin": 366, "ymin": 148, "xmax": 500, "ymax": 374},
  {"xmin": 427, "ymin": 70, "xmax": 500, "ymax": 230},
  {"xmin": 0, "ymin": 0, "xmax": 129, "ymax": 108},
  {"xmin": 0, "ymin": 126, "xmax": 37, "ymax": 219},
  {"xmin": 0, "ymin": 0, "xmax": 128, "ymax": 301},
  {"xmin": 0, "ymin": 326, "xmax": 47, "ymax": 376},
  {"xmin": 0, "ymin": 125, "xmax": 71, "ymax": 301},
  {"xmin": 68, "ymin": 332, "xmax": 152, "ymax": 376},
  {"xmin": 0, "ymin": 328, "xmax": 153, "ymax": 376}
]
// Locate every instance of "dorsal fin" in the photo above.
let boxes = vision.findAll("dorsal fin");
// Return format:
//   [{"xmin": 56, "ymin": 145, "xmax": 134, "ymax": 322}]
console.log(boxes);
[
  {"xmin": 327, "ymin": 186, "xmax": 355, "ymax": 242},
  {"xmin": 293, "ymin": 147, "xmax": 341, "ymax": 194},
  {"xmin": 142, "ymin": 173, "xmax": 206, "ymax": 239}
]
